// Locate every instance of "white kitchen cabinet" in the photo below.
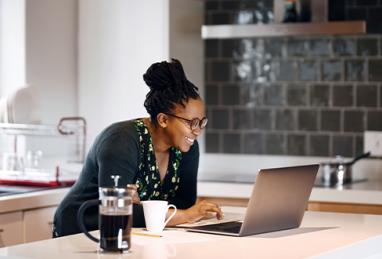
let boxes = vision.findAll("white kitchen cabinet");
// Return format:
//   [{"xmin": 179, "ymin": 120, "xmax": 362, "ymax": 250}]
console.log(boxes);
[
  {"xmin": 0, "ymin": 211, "xmax": 23, "ymax": 247},
  {"xmin": 23, "ymin": 206, "xmax": 56, "ymax": 243}
]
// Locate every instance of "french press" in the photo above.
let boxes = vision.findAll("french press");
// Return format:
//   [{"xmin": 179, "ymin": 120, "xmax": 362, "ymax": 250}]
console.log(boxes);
[{"xmin": 77, "ymin": 175, "xmax": 134, "ymax": 252}]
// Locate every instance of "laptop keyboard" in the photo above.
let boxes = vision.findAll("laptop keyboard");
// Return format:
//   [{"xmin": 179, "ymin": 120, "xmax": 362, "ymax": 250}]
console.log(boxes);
[{"xmin": 192, "ymin": 221, "xmax": 242, "ymax": 234}]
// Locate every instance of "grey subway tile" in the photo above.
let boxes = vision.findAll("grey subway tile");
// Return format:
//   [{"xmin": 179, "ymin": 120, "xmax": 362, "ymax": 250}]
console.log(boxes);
[
  {"xmin": 369, "ymin": 60, "xmax": 382, "ymax": 82},
  {"xmin": 310, "ymin": 84, "xmax": 330, "ymax": 107},
  {"xmin": 322, "ymin": 60, "xmax": 342, "ymax": 81},
  {"xmin": 265, "ymin": 133, "xmax": 286, "ymax": 155},
  {"xmin": 220, "ymin": 1, "xmax": 240, "ymax": 10},
  {"xmin": 211, "ymin": 108, "xmax": 229, "ymax": 129},
  {"xmin": 221, "ymin": 84, "xmax": 240, "ymax": 105},
  {"xmin": 275, "ymin": 109, "xmax": 296, "ymax": 130},
  {"xmin": 211, "ymin": 60, "xmax": 231, "ymax": 82},
  {"xmin": 205, "ymin": 84, "xmax": 220, "ymax": 106},
  {"xmin": 355, "ymin": 135, "xmax": 364, "ymax": 157},
  {"xmin": 205, "ymin": 1, "xmax": 219, "ymax": 11},
  {"xmin": 222, "ymin": 39, "xmax": 257, "ymax": 59},
  {"xmin": 232, "ymin": 10, "xmax": 257, "ymax": 24},
  {"xmin": 233, "ymin": 61, "xmax": 255, "ymax": 82},
  {"xmin": 356, "ymin": 84, "xmax": 378, "ymax": 107},
  {"xmin": 205, "ymin": 40, "xmax": 219, "ymax": 58},
  {"xmin": 221, "ymin": 39, "xmax": 236, "ymax": 58},
  {"xmin": 333, "ymin": 38, "xmax": 356, "ymax": 56},
  {"xmin": 287, "ymin": 84, "xmax": 308, "ymax": 106},
  {"xmin": 332, "ymin": 135, "xmax": 354, "ymax": 157},
  {"xmin": 367, "ymin": 111, "xmax": 382, "ymax": 130},
  {"xmin": 210, "ymin": 12, "xmax": 232, "ymax": 25},
  {"xmin": 287, "ymin": 134, "xmax": 306, "ymax": 156},
  {"xmin": 243, "ymin": 133, "xmax": 264, "ymax": 154},
  {"xmin": 298, "ymin": 109, "xmax": 318, "ymax": 131},
  {"xmin": 205, "ymin": 132, "xmax": 220, "ymax": 153},
  {"xmin": 344, "ymin": 110, "xmax": 365, "ymax": 133},
  {"xmin": 357, "ymin": 38, "xmax": 378, "ymax": 56},
  {"xmin": 309, "ymin": 38, "xmax": 331, "ymax": 57},
  {"xmin": 321, "ymin": 110, "xmax": 341, "ymax": 131},
  {"xmin": 264, "ymin": 38, "xmax": 284, "ymax": 58},
  {"xmin": 298, "ymin": 60, "xmax": 319, "ymax": 81},
  {"xmin": 240, "ymin": 83, "xmax": 262, "ymax": 107},
  {"xmin": 332, "ymin": 84, "xmax": 354, "ymax": 107},
  {"xmin": 345, "ymin": 60, "xmax": 365, "ymax": 81},
  {"xmin": 263, "ymin": 84, "xmax": 285, "ymax": 106},
  {"xmin": 275, "ymin": 60, "xmax": 296, "ymax": 81},
  {"xmin": 254, "ymin": 59, "xmax": 273, "ymax": 83},
  {"xmin": 222, "ymin": 133, "xmax": 241, "ymax": 153},
  {"xmin": 287, "ymin": 38, "xmax": 307, "ymax": 57},
  {"xmin": 252, "ymin": 108, "xmax": 273, "ymax": 130},
  {"xmin": 309, "ymin": 135, "xmax": 330, "ymax": 157},
  {"xmin": 232, "ymin": 108, "xmax": 251, "ymax": 129}
]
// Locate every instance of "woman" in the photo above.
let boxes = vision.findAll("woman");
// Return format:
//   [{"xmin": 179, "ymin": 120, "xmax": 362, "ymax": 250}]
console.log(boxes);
[{"xmin": 53, "ymin": 59, "xmax": 222, "ymax": 237}]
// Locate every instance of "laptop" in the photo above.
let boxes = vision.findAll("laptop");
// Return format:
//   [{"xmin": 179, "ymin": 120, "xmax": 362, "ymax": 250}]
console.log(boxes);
[{"xmin": 185, "ymin": 164, "xmax": 319, "ymax": 237}]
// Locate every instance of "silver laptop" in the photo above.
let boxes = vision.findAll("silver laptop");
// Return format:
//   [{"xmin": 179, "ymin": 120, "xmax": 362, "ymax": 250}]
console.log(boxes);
[{"xmin": 186, "ymin": 164, "xmax": 319, "ymax": 237}]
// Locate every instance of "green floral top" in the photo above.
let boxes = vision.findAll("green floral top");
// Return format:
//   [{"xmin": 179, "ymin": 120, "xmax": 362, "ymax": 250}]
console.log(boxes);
[{"xmin": 133, "ymin": 119, "xmax": 183, "ymax": 201}]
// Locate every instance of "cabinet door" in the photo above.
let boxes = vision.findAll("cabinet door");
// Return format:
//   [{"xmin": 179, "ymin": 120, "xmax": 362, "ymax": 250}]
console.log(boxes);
[
  {"xmin": 0, "ymin": 211, "xmax": 23, "ymax": 247},
  {"xmin": 24, "ymin": 206, "xmax": 57, "ymax": 243}
]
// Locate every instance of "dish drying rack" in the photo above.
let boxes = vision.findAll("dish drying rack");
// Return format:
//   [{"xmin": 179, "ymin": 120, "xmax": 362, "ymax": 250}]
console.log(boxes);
[{"xmin": 0, "ymin": 117, "xmax": 86, "ymax": 187}]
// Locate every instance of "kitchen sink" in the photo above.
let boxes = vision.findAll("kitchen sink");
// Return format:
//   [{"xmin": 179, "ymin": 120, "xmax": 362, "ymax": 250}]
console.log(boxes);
[{"xmin": 0, "ymin": 185, "xmax": 51, "ymax": 197}]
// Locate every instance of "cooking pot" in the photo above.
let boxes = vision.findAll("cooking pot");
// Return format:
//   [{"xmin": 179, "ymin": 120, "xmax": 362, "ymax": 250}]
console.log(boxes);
[{"xmin": 319, "ymin": 152, "xmax": 371, "ymax": 186}]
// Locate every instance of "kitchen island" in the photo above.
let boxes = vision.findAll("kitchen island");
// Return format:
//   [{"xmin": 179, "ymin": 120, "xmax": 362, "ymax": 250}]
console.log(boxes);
[
  {"xmin": 1, "ymin": 178, "xmax": 382, "ymax": 247},
  {"xmin": 1, "ymin": 209, "xmax": 382, "ymax": 258}
]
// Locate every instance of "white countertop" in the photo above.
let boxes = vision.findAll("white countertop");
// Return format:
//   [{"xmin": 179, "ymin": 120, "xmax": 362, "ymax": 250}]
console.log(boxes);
[
  {"xmin": 198, "ymin": 180, "xmax": 382, "ymax": 205},
  {"xmin": 1, "ymin": 209, "xmax": 382, "ymax": 258}
]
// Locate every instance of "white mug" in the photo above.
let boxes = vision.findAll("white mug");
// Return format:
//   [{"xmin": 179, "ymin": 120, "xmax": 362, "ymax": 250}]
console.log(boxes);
[{"xmin": 141, "ymin": 200, "xmax": 177, "ymax": 233}]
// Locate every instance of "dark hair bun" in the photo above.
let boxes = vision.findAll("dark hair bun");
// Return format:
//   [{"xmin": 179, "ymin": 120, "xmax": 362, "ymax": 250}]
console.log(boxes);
[
  {"xmin": 143, "ymin": 59, "xmax": 190, "ymax": 92},
  {"xmin": 143, "ymin": 61, "xmax": 173, "ymax": 91},
  {"xmin": 143, "ymin": 58, "xmax": 200, "ymax": 125}
]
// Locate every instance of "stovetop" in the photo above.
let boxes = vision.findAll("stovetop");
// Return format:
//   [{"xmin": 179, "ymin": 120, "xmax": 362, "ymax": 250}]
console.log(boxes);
[{"xmin": 198, "ymin": 173, "xmax": 368, "ymax": 188}]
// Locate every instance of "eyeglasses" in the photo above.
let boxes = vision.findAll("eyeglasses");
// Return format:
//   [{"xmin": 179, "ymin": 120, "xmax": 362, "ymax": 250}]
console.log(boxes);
[{"xmin": 164, "ymin": 113, "xmax": 208, "ymax": 131}]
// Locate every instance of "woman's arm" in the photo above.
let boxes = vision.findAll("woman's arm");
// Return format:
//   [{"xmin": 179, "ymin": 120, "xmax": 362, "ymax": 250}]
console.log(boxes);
[{"xmin": 166, "ymin": 141, "xmax": 223, "ymax": 225}]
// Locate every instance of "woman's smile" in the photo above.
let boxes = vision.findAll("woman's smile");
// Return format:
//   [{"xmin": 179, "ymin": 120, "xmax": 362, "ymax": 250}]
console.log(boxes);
[{"xmin": 185, "ymin": 136, "xmax": 195, "ymax": 145}]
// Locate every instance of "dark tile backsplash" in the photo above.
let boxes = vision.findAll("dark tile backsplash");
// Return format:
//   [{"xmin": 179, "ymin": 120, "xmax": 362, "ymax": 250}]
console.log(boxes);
[{"xmin": 204, "ymin": 0, "xmax": 382, "ymax": 157}]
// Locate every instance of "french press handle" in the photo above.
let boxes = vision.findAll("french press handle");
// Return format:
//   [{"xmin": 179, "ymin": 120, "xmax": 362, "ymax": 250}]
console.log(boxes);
[{"xmin": 77, "ymin": 199, "xmax": 99, "ymax": 243}]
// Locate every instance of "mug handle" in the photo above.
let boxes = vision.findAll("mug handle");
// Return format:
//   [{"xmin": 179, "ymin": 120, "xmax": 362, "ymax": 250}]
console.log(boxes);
[
  {"xmin": 164, "ymin": 204, "xmax": 177, "ymax": 226},
  {"xmin": 77, "ymin": 199, "xmax": 99, "ymax": 243}
]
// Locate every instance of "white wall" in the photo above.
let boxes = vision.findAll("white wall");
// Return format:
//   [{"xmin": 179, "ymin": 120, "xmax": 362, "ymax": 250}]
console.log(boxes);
[
  {"xmin": 25, "ymin": 0, "xmax": 78, "ymax": 124},
  {"xmin": 0, "ymin": 0, "xmax": 25, "ymax": 96},
  {"xmin": 78, "ymin": 0, "xmax": 170, "ymax": 145}
]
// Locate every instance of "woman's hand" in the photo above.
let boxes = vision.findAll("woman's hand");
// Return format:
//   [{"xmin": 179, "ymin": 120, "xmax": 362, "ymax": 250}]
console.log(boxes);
[
  {"xmin": 184, "ymin": 200, "xmax": 223, "ymax": 223},
  {"xmin": 127, "ymin": 184, "xmax": 140, "ymax": 204}
]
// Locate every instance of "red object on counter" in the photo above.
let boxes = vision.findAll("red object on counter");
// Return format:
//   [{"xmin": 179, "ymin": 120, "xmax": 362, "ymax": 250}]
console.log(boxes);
[
  {"xmin": 0, "ymin": 179, "xmax": 75, "ymax": 187},
  {"xmin": 0, "ymin": 166, "xmax": 76, "ymax": 187}
]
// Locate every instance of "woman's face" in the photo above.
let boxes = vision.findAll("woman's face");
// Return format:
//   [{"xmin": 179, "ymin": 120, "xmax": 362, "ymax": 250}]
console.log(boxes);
[{"xmin": 164, "ymin": 98, "xmax": 206, "ymax": 152}]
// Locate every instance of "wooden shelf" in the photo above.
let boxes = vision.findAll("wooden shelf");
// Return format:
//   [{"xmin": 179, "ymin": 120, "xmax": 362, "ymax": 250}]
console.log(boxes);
[{"xmin": 201, "ymin": 21, "xmax": 366, "ymax": 39}]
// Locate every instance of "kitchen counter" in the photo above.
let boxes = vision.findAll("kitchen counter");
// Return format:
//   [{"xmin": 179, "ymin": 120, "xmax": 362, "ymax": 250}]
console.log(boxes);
[
  {"xmin": 1, "ymin": 178, "xmax": 382, "ymax": 215},
  {"xmin": 1, "ymin": 209, "xmax": 382, "ymax": 258},
  {"xmin": 0, "ymin": 186, "xmax": 70, "ymax": 214},
  {"xmin": 198, "ymin": 180, "xmax": 382, "ymax": 205}
]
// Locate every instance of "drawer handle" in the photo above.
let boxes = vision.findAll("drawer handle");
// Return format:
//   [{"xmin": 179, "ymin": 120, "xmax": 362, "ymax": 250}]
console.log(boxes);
[{"xmin": 0, "ymin": 229, "xmax": 3, "ymax": 233}]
